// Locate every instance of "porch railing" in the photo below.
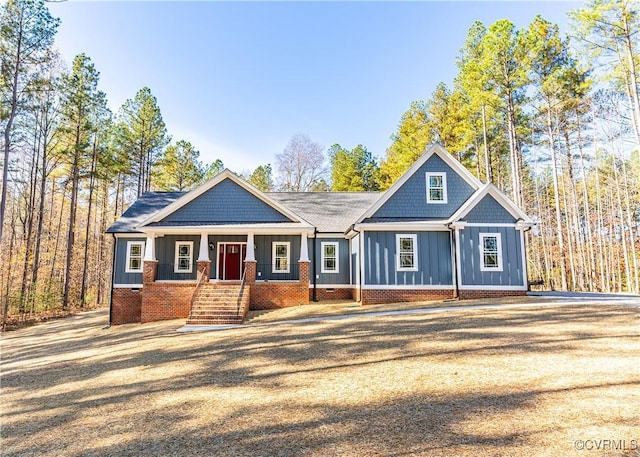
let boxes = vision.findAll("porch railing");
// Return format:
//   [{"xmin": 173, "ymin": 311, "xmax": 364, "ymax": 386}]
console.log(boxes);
[{"xmin": 187, "ymin": 266, "xmax": 208, "ymax": 321}]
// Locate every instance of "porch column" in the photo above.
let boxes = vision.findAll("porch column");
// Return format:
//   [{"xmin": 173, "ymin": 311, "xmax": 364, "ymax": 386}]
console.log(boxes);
[
  {"xmin": 197, "ymin": 232, "xmax": 211, "ymax": 280},
  {"xmin": 245, "ymin": 232, "xmax": 256, "ymax": 261},
  {"xmin": 144, "ymin": 235, "xmax": 156, "ymax": 261},
  {"xmin": 244, "ymin": 232, "xmax": 256, "ymax": 283},
  {"xmin": 299, "ymin": 232, "xmax": 309, "ymax": 262},
  {"xmin": 143, "ymin": 235, "xmax": 157, "ymax": 284}
]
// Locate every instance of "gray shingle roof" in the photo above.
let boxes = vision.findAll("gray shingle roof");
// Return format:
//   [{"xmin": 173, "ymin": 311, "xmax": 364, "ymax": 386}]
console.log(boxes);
[
  {"xmin": 107, "ymin": 190, "xmax": 381, "ymax": 234},
  {"xmin": 268, "ymin": 192, "xmax": 380, "ymax": 233},
  {"xmin": 106, "ymin": 192, "xmax": 184, "ymax": 233}
]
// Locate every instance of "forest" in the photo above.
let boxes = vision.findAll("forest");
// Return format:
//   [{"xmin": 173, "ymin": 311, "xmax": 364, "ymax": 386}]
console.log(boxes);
[{"xmin": 1, "ymin": 0, "xmax": 639, "ymax": 326}]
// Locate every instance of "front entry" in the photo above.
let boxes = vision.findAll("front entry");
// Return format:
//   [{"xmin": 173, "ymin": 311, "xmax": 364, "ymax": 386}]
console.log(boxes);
[{"xmin": 217, "ymin": 243, "xmax": 246, "ymax": 280}]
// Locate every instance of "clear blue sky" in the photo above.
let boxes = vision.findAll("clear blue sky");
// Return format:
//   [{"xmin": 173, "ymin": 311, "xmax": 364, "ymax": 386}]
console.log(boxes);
[{"xmin": 48, "ymin": 1, "xmax": 581, "ymax": 175}]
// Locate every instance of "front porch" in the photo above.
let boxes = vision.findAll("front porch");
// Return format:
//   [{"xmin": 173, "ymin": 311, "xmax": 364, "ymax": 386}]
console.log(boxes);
[{"xmin": 137, "ymin": 231, "xmax": 313, "ymax": 323}]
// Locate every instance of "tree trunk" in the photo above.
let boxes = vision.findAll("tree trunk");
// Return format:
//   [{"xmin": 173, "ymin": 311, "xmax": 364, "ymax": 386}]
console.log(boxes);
[
  {"xmin": 546, "ymin": 104, "xmax": 568, "ymax": 290},
  {"xmin": 80, "ymin": 134, "xmax": 98, "ymax": 306},
  {"xmin": 62, "ymin": 125, "xmax": 81, "ymax": 309}
]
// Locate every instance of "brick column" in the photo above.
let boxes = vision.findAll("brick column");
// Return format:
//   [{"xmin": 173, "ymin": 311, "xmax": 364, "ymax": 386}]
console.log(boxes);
[
  {"xmin": 244, "ymin": 260, "xmax": 257, "ymax": 284},
  {"xmin": 197, "ymin": 260, "xmax": 211, "ymax": 281},
  {"xmin": 143, "ymin": 260, "xmax": 157, "ymax": 284},
  {"xmin": 299, "ymin": 260, "xmax": 310, "ymax": 285}
]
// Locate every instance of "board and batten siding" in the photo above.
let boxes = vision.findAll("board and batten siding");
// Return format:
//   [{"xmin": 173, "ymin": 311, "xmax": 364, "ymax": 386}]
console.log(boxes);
[
  {"xmin": 114, "ymin": 236, "xmax": 146, "ymax": 285},
  {"xmin": 161, "ymin": 178, "xmax": 292, "ymax": 223},
  {"xmin": 363, "ymin": 231, "xmax": 453, "ymax": 286},
  {"xmin": 458, "ymin": 226, "xmax": 524, "ymax": 287},
  {"xmin": 254, "ymin": 234, "xmax": 301, "ymax": 281},
  {"xmin": 370, "ymin": 154, "xmax": 475, "ymax": 220},
  {"xmin": 312, "ymin": 238, "xmax": 350, "ymax": 285},
  {"xmin": 155, "ymin": 234, "xmax": 201, "ymax": 280},
  {"xmin": 351, "ymin": 234, "xmax": 360, "ymax": 285}
]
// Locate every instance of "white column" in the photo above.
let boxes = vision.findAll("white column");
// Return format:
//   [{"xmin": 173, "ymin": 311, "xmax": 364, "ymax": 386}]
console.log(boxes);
[
  {"xmin": 245, "ymin": 232, "xmax": 256, "ymax": 261},
  {"xmin": 144, "ymin": 235, "xmax": 156, "ymax": 261},
  {"xmin": 198, "ymin": 232, "xmax": 209, "ymax": 261},
  {"xmin": 299, "ymin": 232, "xmax": 309, "ymax": 262}
]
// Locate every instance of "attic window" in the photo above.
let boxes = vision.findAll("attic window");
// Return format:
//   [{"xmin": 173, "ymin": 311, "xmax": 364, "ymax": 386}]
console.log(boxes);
[{"xmin": 426, "ymin": 172, "xmax": 447, "ymax": 204}]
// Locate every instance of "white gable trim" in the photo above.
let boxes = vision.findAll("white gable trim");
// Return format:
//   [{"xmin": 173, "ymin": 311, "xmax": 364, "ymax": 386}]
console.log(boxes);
[
  {"xmin": 356, "ymin": 143, "xmax": 482, "ymax": 223},
  {"xmin": 448, "ymin": 183, "xmax": 533, "ymax": 225},
  {"xmin": 136, "ymin": 169, "xmax": 308, "ymax": 228}
]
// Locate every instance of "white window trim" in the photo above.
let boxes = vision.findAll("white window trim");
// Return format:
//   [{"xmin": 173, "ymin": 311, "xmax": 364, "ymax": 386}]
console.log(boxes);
[
  {"xmin": 396, "ymin": 234, "xmax": 418, "ymax": 272},
  {"xmin": 272, "ymin": 241, "xmax": 290, "ymax": 274},
  {"xmin": 479, "ymin": 232, "xmax": 503, "ymax": 272},
  {"xmin": 426, "ymin": 172, "xmax": 448, "ymax": 204},
  {"xmin": 321, "ymin": 241, "xmax": 339, "ymax": 274},
  {"xmin": 174, "ymin": 241, "xmax": 194, "ymax": 273},
  {"xmin": 125, "ymin": 241, "xmax": 145, "ymax": 273}
]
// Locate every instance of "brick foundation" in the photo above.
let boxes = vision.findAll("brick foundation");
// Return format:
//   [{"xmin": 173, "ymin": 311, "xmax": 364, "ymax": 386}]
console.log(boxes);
[
  {"xmin": 250, "ymin": 282, "xmax": 309, "ymax": 309},
  {"xmin": 140, "ymin": 282, "xmax": 194, "ymax": 323},
  {"xmin": 458, "ymin": 289, "xmax": 527, "ymax": 299},
  {"xmin": 361, "ymin": 289, "xmax": 455, "ymax": 305},
  {"xmin": 111, "ymin": 288, "xmax": 142, "ymax": 324},
  {"xmin": 310, "ymin": 288, "xmax": 354, "ymax": 301}
]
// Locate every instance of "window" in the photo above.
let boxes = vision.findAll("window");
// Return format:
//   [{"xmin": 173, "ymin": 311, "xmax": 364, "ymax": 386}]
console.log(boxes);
[
  {"xmin": 272, "ymin": 242, "xmax": 290, "ymax": 273},
  {"xmin": 426, "ymin": 172, "xmax": 447, "ymax": 203},
  {"xmin": 174, "ymin": 241, "xmax": 193, "ymax": 273},
  {"xmin": 396, "ymin": 234, "xmax": 418, "ymax": 271},
  {"xmin": 480, "ymin": 233, "xmax": 503, "ymax": 271},
  {"xmin": 321, "ymin": 242, "xmax": 339, "ymax": 273},
  {"xmin": 125, "ymin": 241, "xmax": 145, "ymax": 273}
]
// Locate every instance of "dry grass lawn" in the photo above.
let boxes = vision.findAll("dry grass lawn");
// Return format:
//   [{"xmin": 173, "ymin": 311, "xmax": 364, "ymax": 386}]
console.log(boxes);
[{"xmin": 1, "ymin": 299, "xmax": 639, "ymax": 456}]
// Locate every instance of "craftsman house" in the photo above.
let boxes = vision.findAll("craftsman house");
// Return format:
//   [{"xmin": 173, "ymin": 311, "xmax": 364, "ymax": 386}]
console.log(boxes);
[{"xmin": 106, "ymin": 144, "xmax": 534, "ymax": 325}]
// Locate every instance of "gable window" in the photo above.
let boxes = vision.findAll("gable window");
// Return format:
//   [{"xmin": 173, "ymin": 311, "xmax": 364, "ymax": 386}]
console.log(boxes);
[
  {"xmin": 321, "ymin": 242, "xmax": 339, "ymax": 273},
  {"xmin": 125, "ymin": 241, "xmax": 145, "ymax": 273},
  {"xmin": 396, "ymin": 234, "xmax": 418, "ymax": 271},
  {"xmin": 272, "ymin": 242, "xmax": 290, "ymax": 273},
  {"xmin": 174, "ymin": 241, "xmax": 193, "ymax": 273},
  {"xmin": 426, "ymin": 172, "xmax": 447, "ymax": 203},
  {"xmin": 480, "ymin": 233, "xmax": 503, "ymax": 271}
]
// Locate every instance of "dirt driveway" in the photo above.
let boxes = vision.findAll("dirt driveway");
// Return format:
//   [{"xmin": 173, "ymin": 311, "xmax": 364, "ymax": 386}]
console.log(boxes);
[{"xmin": 1, "ymin": 296, "xmax": 639, "ymax": 456}]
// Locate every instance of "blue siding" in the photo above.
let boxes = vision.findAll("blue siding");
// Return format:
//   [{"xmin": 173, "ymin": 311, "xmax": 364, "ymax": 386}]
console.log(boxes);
[
  {"xmin": 364, "ymin": 231, "xmax": 453, "ymax": 286},
  {"xmin": 464, "ymin": 195, "xmax": 516, "ymax": 223},
  {"xmin": 155, "ymin": 235, "xmax": 200, "ymax": 280},
  {"xmin": 351, "ymin": 235, "xmax": 360, "ymax": 285},
  {"xmin": 459, "ymin": 226, "xmax": 524, "ymax": 286},
  {"xmin": 371, "ymin": 155, "xmax": 475, "ymax": 219},
  {"xmin": 162, "ymin": 178, "xmax": 292, "ymax": 223},
  {"xmin": 312, "ymin": 238, "xmax": 350, "ymax": 285},
  {"xmin": 255, "ymin": 235, "xmax": 301, "ymax": 281},
  {"xmin": 114, "ymin": 237, "xmax": 146, "ymax": 284},
  {"xmin": 208, "ymin": 235, "xmax": 247, "ymax": 279}
]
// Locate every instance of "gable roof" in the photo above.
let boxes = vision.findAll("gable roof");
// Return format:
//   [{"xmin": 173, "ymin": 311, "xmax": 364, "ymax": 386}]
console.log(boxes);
[
  {"xmin": 448, "ymin": 183, "xmax": 533, "ymax": 225},
  {"xmin": 137, "ymin": 169, "xmax": 309, "ymax": 228},
  {"xmin": 106, "ymin": 191, "xmax": 184, "ymax": 233},
  {"xmin": 355, "ymin": 143, "xmax": 483, "ymax": 223},
  {"xmin": 268, "ymin": 192, "xmax": 380, "ymax": 233}
]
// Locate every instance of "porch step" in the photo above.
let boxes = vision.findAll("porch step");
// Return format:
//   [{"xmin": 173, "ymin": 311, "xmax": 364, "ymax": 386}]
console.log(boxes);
[{"xmin": 186, "ymin": 283, "xmax": 250, "ymax": 325}]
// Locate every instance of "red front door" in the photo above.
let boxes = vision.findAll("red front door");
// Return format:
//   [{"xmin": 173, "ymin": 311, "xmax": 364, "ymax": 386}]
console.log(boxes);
[{"xmin": 218, "ymin": 244, "xmax": 246, "ymax": 280}]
